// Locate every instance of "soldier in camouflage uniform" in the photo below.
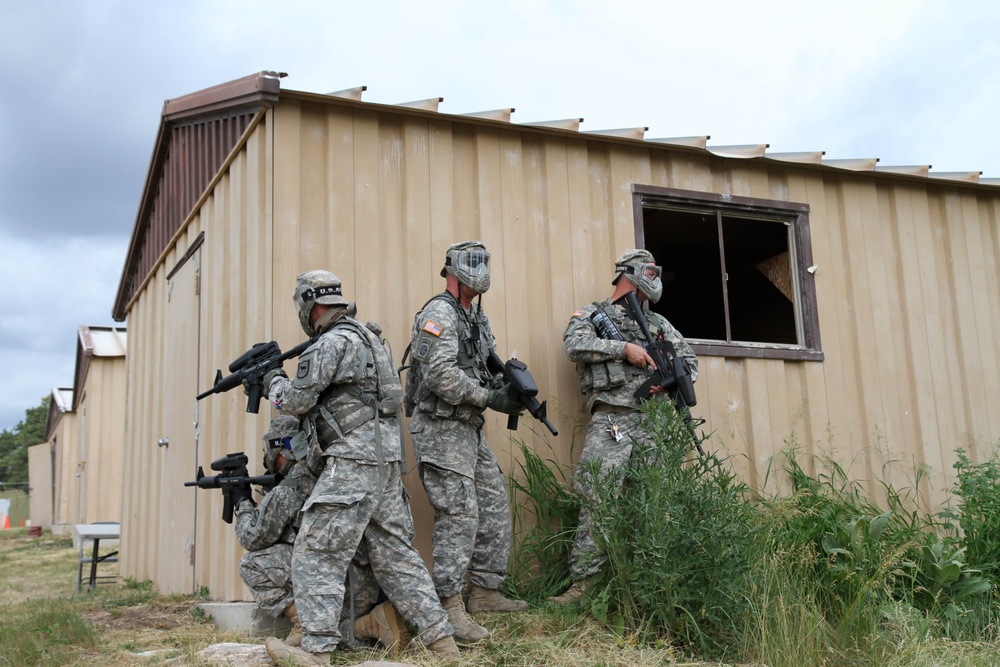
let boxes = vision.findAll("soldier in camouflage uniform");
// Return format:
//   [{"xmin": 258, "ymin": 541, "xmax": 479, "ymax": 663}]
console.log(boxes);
[
  {"xmin": 260, "ymin": 271, "xmax": 458, "ymax": 666},
  {"xmin": 406, "ymin": 241, "xmax": 528, "ymax": 644},
  {"xmin": 551, "ymin": 249, "xmax": 699, "ymax": 604},
  {"xmin": 233, "ymin": 416, "xmax": 383, "ymax": 649}
]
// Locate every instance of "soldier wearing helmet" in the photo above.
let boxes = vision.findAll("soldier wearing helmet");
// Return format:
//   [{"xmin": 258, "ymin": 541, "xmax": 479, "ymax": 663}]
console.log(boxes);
[
  {"xmin": 405, "ymin": 240, "xmax": 527, "ymax": 645},
  {"xmin": 234, "ymin": 416, "xmax": 397, "ymax": 654},
  {"xmin": 551, "ymin": 249, "xmax": 698, "ymax": 604},
  {"xmin": 261, "ymin": 271, "xmax": 459, "ymax": 662}
]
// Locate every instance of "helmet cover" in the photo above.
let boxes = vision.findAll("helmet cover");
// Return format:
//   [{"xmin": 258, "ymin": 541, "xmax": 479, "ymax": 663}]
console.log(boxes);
[
  {"xmin": 262, "ymin": 415, "xmax": 301, "ymax": 476},
  {"xmin": 293, "ymin": 270, "xmax": 348, "ymax": 336}
]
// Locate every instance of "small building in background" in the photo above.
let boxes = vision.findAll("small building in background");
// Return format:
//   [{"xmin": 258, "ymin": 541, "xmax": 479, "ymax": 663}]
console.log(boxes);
[
  {"xmin": 31, "ymin": 326, "xmax": 127, "ymax": 533},
  {"xmin": 39, "ymin": 387, "xmax": 76, "ymax": 534}
]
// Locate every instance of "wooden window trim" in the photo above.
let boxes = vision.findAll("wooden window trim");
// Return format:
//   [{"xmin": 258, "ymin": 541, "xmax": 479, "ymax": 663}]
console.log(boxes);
[{"xmin": 632, "ymin": 184, "xmax": 823, "ymax": 361}]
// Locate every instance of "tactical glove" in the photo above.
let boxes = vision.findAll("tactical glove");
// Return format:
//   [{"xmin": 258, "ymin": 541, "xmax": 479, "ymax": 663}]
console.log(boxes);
[
  {"xmin": 486, "ymin": 383, "xmax": 524, "ymax": 415},
  {"xmin": 263, "ymin": 368, "xmax": 288, "ymax": 389},
  {"xmin": 230, "ymin": 484, "xmax": 254, "ymax": 510}
]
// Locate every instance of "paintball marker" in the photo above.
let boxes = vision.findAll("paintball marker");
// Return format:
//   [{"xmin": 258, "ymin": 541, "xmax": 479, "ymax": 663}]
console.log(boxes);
[
  {"xmin": 617, "ymin": 290, "xmax": 705, "ymax": 454},
  {"xmin": 184, "ymin": 452, "xmax": 278, "ymax": 523},
  {"xmin": 486, "ymin": 350, "xmax": 559, "ymax": 436},
  {"xmin": 197, "ymin": 338, "xmax": 316, "ymax": 413}
]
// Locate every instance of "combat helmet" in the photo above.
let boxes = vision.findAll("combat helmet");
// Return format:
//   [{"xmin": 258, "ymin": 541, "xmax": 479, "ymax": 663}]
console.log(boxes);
[
  {"xmin": 262, "ymin": 415, "xmax": 301, "ymax": 476},
  {"xmin": 293, "ymin": 270, "xmax": 348, "ymax": 337},
  {"xmin": 613, "ymin": 248, "xmax": 663, "ymax": 303}
]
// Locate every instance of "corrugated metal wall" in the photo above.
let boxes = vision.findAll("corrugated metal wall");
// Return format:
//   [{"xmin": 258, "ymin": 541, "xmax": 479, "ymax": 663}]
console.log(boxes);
[
  {"xmin": 50, "ymin": 413, "xmax": 79, "ymax": 529},
  {"xmin": 121, "ymin": 96, "xmax": 1000, "ymax": 600},
  {"xmin": 119, "ymin": 114, "xmax": 256, "ymax": 312},
  {"xmin": 122, "ymin": 115, "xmax": 274, "ymax": 597},
  {"xmin": 76, "ymin": 357, "xmax": 126, "ymax": 523}
]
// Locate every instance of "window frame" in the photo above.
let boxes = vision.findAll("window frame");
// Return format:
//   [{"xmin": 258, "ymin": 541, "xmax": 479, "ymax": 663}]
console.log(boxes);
[{"xmin": 632, "ymin": 184, "xmax": 823, "ymax": 361}]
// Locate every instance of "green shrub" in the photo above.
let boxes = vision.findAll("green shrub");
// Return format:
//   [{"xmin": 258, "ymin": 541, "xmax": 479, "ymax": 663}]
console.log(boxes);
[
  {"xmin": 581, "ymin": 397, "xmax": 755, "ymax": 657},
  {"xmin": 952, "ymin": 448, "xmax": 1000, "ymax": 582}
]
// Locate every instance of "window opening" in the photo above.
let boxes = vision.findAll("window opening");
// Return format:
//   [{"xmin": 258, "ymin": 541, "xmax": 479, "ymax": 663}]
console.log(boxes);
[{"xmin": 635, "ymin": 185, "xmax": 821, "ymax": 361}]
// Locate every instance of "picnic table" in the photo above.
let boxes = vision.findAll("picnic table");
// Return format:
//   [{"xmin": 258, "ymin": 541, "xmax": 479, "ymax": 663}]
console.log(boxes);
[{"xmin": 74, "ymin": 522, "xmax": 120, "ymax": 593}]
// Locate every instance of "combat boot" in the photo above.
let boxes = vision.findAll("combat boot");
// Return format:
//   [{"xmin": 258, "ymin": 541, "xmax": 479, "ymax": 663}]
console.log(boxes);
[
  {"xmin": 283, "ymin": 602, "xmax": 303, "ymax": 647},
  {"xmin": 264, "ymin": 637, "xmax": 330, "ymax": 666},
  {"xmin": 426, "ymin": 634, "xmax": 461, "ymax": 656},
  {"xmin": 353, "ymin": 601, "xmax": 410, "ymax": 655},
  {"xmin": 466, "ymin": 585, "xmax": 528, "ymax": 613},
  {"xmin": 441, "ymin": 593, "xmax": 489, "ymax": 644},
  {"xmin": 548, "ymin": 578, "xmax": 590, "ymax": 604}
]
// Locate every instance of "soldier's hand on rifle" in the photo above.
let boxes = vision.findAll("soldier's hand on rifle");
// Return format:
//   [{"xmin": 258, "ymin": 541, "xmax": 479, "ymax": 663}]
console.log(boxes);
[
  {"xmin": 486, "ymin": 383, "xmax": 524, "ymax": 416},
  {"xmin": 624, "ymin": 342, "xmax": 657, "ymax": 370},
  {"xmin": 263, "ymin": 368, "xmax": 288, "ymax": 391},
  {"xmin": 230, "ymin": 484, "xmax": 254, "ymax": 510}
]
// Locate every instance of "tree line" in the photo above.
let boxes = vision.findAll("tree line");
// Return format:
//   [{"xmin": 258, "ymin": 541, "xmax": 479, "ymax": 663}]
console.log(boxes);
[{"xmin": 0, "ymin": 397, "xmax": 48, "ymax": 488}]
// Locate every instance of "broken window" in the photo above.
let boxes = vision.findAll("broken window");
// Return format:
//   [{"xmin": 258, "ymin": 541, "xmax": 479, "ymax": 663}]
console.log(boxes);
[{"xmin": 634, "ymin": 185, "xmax": 822, "ymax": 361}]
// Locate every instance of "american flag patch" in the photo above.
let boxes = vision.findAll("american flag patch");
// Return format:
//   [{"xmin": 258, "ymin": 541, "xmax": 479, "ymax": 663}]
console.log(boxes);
[
  {"xmin": 422, "ymin": 320, "xmax": 444, "ymax": 337},
  {"xmin": 572, "ymin": 310, "xmax": 586, "ymax": 318}
]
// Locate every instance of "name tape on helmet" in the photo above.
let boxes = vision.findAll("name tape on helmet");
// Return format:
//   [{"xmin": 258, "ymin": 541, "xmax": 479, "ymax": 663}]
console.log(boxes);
[
  {"xmin": 301, "ymin": 285, "xmax": 342, "ymax": 302},
  {"xmin": 267, "ymin": 437, "xmax": 292, "ymax": 450}
]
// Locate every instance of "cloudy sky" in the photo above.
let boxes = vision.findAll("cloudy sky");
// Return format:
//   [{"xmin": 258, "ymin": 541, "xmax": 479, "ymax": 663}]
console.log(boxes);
[{"xmin": 0, "ymin": 0, "xmax": 997, "ymax": 433}]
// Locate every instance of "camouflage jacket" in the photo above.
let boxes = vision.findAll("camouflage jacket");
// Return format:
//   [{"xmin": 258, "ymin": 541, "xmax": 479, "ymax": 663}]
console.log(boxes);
[
  {"xmin": 564, "ymin": 297, "xmax": 698, "ymax": 412},
  {"xmin": 268, "ymin": 319, "xmax": 402, "ymax": 463},
  {"xmin": 409, "ymin": 293, "xmax": 497, "ymax": 417},
  {"xmin": 234, "ymin": 462, "xmax": 317, "ymax": 551}
]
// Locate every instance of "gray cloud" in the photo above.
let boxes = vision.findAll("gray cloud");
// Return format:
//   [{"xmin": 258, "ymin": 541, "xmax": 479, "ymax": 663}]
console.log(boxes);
[{"xmin": 1, "ymin": 0, "xmax": 999, "ymax": 432}]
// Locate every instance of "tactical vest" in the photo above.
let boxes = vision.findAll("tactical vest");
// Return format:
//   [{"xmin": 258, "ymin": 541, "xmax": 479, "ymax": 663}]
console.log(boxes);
[
  {"xmin": 403, "ymin": 292, "xmax": 493, "ymax": 420},
  {"xmin": 577, "ymin": 300, "xmax": 653, "ymax": 394},
  {"xmin": 311, "ymin": 318, "xmax": 403, "ymax": 446}
]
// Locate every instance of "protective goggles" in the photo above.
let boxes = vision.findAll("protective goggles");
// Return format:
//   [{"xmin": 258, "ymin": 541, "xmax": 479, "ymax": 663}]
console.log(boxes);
[{"xmin": 453, "ymin": 249, "xmax": 490, "ymax": 275}]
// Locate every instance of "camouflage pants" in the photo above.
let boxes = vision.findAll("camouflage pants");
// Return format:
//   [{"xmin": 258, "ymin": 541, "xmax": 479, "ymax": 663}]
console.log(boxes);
[
  {"xmin": 292, "ymin": 457, "xmax": 451, "ymax": 653},
  {"xmin": 414, "ymin": 418, "xmax": 512, "ymax": 599},
  {"xmin": 240, "ymin": 540, "xmax": 381, "ymax": 643},
  {"xmin": 568, "ymin": 409, "xmax": 653, "ymax": 580},
  {"xmin": 239, "ymin": 542, "xmax": 295, "ymax": 618}
]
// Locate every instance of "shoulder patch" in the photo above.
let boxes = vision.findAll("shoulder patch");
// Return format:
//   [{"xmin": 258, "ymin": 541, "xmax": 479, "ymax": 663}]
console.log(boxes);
[
  {"xmin": 296, "ymin": 359, "xmax": 311, "ymax": 379},
  {"xmin": 422, "ymin": 320, "xmax": 444, "ymax": 337},
  {"xmin": 572, "ymin": 310, "xmax": 586, "ymax": 318}
]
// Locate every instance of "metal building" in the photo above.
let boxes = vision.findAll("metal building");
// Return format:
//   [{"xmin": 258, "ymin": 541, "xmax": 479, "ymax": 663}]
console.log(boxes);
[
  {"xmin": 31, "ymin": 326, "xmax": 127, "ymax": 532},
  {"xmin": 113, "ymin": 71, "xmax": 1000, "ymax": 598}
]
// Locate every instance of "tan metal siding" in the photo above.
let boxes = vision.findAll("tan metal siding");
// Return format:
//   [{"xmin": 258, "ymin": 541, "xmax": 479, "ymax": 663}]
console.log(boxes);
[
  {"xmin": 121, "ymin": 266, "xmax": 160, "ymax": 586},
  {"xmin": 49, "ymin": 412, "xmax": 80, "ymax": 529},
  {"xmin": 121, "ymin": 95, "xmax": 1000, "ymax": 601},
  {"xmin": 76, "ymin": 357, "xmax": 126, "ymax": 523}
]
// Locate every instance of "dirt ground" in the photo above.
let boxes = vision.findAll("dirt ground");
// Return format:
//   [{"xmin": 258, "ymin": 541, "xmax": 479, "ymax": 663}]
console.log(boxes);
[{"xmin": 1, "ymin": 527, "xmax": 724, "ymax": 667}]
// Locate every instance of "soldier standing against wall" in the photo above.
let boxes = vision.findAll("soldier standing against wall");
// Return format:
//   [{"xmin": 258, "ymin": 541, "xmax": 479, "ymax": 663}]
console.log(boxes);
[
  {"xmin": 406, "ymin": 241, "xmax": 528, "ymax": 644},
  {"xmin": 551, "ymin": 249, "xmax": 699, "ymax": 604},
  {"xmin": 260, "ymin": 271, "xmax": 459, "ymax": 665},
  {"xmin": 233, "ymin": 416, "xmax": 398, "ymax": 653}
]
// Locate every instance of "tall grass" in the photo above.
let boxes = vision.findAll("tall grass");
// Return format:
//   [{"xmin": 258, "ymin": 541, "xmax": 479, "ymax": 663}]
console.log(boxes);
[
  {"xmin": 507, "ymin": 405, "xmax": 1000, "ymax": 664},
  {"xmin": 0, "ymin": 599, "xmax": 96, "ymax": 666},
  {"xmin": 507, "ymin": 440, "xmax": 580, "ymax": 601}
]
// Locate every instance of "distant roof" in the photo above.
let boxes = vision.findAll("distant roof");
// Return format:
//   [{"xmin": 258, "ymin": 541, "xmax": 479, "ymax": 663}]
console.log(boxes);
[
  {"xmin": 44, "ymin": 387, "xmax": 74, "ymax": 441},
  {"xmin": 113, "ymin": 71, "xmax": 1000, "ymax": 320},
  {"xmin": 73, "ymin": 325, "xmax": 126, "ymax": 411}
]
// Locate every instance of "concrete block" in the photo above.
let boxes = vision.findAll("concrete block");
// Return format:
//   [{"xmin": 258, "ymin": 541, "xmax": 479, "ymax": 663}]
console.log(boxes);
[
  {"xmin": 197, "ymin": 602, "xmax": 292, "ymax": 637},
  {"xmin": 197, "ymin": 642, "xmax": 272, "ymax": 667}
]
